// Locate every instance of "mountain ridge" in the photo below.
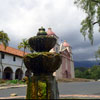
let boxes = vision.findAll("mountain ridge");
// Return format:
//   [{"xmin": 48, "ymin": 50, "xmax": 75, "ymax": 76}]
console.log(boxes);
[{"xmin": 74, "ymin": 60, "xmax": 100, "ymax": 68}]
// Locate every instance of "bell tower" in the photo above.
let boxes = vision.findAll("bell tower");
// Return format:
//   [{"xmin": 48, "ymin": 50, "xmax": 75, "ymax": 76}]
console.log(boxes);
[{"xmin": 47, "ymin": 28, "xmax": 60, "ymax": 53}]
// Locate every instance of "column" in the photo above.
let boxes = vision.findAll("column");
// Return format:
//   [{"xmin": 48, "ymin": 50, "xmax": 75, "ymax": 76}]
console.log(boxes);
[{"xmin": 12, "ymin": 72, "xmax": 15, "ymax": 80}]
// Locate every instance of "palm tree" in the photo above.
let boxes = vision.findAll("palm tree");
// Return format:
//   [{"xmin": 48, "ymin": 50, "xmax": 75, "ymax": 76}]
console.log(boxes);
[
  {"xmin": 18, "ymin": 38, "xmax": 32, "ymax": 79},
  {"xmin": 0, "ymin": 30, "xmax": 10, "ymax": 78},
  {"xmin": 18, "ymin": 38, "xmax": 30, "ymax": 71},
  {"xmin": 0, "ymin": 30, "xmax": 10, "ymax": 48}
]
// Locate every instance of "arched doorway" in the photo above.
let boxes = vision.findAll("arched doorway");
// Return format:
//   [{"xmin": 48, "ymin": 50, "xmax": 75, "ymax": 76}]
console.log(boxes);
[
  {"xmin": 3, "ymin": 67, "xmax": 13, "ymax": 80},
  {"xmin": 15, "ymin": 68, "xmax": 23, "ymax": 80},
  {"xmin": 25, "ymin": 70, "xmax": 31, "ymax": 77},
  {"xmin": 65, "ymin": 70, "xmax": 68, "ymax": 78}
]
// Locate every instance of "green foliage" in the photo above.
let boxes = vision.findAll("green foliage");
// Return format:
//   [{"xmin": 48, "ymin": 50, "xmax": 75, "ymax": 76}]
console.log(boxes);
[
  {"xmin": 0, "ymin": 30, "xmax": 10, "ymax": 48},
  {"xmin": 26, "ymin": 78, "xmax": 47, "ymax": 99},
  {"xmin": 24, "ymin": 52, "xmax": 60, "ymax": 58},
  {"xmin": 74, "ymin": 0, "xmax": 100, "ymax": 44},
  {"xmin": 84, "ymin": 69, "xmax": 91, "ymax": 79},
  {"xmin": 75, "ymin": 65, "xmax": 100, "ymax": 80},
  {"xmin": 90, "ymin": 65, "xmax": 100, "ymax": 80},
  {"xmin": 38, "ymin": 81, "xmax": 46, "ymax": 99},
  {"xmin": 0, "ymin": 79, "xmax": 25, "ymax": 84},
  {"xmin": 18, "ymin": 38, "xmax": 34, "ymax": 53},
  {"xmin": 75, "ymin": 69, "xmax": 84, "ymax": 78},
  {"xmin": 18, "ymin": 38, "xmax": 32, "ymax": 71},
  {"xmin": 6, "ymin": 79, "xmax": 25, "ymax": 84},
  {"xmin": 18, "ymin": 38, "xmax": 30, "ymax": 52},
  {"xmin": 75, "ymin": 67, "xmax": 87, "ymax": 72}
]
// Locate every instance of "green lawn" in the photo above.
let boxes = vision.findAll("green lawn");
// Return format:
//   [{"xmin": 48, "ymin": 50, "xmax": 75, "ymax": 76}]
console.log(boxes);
[{"xmin": 0, "ymin": 79, "xmax": 25, "ymax": 85}]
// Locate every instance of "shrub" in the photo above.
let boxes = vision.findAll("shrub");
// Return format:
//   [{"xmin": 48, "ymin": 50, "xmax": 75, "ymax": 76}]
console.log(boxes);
[
  {"xmin": 7, "ymin": 79, "xmax": 25, "ymax": 84},
  {"xmin": 0, "ymin": 79, "xmax": 6, "ymax": 84}
]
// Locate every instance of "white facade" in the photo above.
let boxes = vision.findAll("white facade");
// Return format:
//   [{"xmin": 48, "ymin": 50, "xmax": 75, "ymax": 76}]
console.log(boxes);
[{"xmin": 0, "ymin": 52, "xmax": 27, "ymax": 80}]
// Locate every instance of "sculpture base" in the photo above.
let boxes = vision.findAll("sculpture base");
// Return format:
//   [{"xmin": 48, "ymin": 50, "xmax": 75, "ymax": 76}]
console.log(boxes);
[{"xmin": 26, "ymin": 75, "xmax": 59, "ymax": 99}]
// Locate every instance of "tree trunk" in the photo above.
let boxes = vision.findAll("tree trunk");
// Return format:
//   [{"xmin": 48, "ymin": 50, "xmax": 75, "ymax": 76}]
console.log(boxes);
[{"xmin": 0, "ymin": 52, "xmax": 4, "ymax": 79}]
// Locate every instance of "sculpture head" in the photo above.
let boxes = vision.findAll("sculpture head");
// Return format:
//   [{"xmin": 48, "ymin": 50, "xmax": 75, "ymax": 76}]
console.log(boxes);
[{"xmin": 37, "ymin": 26, "xmax": 47, "ymax": 36}]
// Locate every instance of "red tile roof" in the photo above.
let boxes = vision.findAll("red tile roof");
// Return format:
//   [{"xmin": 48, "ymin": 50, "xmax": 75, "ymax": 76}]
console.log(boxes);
[
  {"xmin": 47, "ymin": 28, "xmax": 55, "ymax": 35},
  {"xmin": 0, "ymin": 44, "xmax": 28, "ymax": 57},
  {"xmin": 63, "ymin": 40, "xmax": 70, "ymax": 47}
]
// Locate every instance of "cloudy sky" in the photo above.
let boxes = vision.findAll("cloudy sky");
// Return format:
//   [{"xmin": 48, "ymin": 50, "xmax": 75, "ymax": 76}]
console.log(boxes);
[{"xmin": 0, "ymin": 0, "xmax": 100, "ymax": 61}]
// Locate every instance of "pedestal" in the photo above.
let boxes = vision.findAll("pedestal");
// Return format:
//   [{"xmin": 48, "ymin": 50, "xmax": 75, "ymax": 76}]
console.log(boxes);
[{"xmin": 26, "ymin": 75, "xmax": 59, "ymax": 99}]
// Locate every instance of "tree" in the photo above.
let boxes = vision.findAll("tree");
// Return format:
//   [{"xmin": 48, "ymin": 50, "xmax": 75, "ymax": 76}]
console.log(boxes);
[
  {"xmin": 0, "ymin": 30, "xmax": 10, "ymax": 78},
  {"xmin": 90, "ymin": 65, "xmax": 100, "ymax": 80},
  {"xmin": 75, "ymin": 68, "xmax": 85, "ymax": 78},
  {"xmin": 84, "ymin": 69, "xmax": 91, "ymax": 79},
  {"xmin": 0, "ymin": 30, "xmax": 10, "ymax": 48},
  {"xmin": 18, "ymin": 38, "xmax": 30, "ymax": 70},
  {"xmin": 74, "ymin": 0, "xmax": 100, "ymax": 44},
  {"xmin": 95, "ymin": 47, "xmax": 100, "ymax": 62}
]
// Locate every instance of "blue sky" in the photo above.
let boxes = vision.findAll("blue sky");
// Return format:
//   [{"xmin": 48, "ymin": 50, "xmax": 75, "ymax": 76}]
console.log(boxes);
[{"xmin": 0, "ymin": 0, "xmax": 100, "ymax": 61}]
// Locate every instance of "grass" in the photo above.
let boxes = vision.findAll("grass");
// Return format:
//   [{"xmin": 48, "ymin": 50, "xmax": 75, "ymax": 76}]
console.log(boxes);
[
  {"xmin": 6, "ymin": 79, "xmax": 25, "ymax": 84},
  {"xmin": 57, "ymin": 78, "xmax": 95, "ymax": 82},
  {"xmin": 0, "ymin": 79, "xmax": 25, "ymax": 85},
  {"xmin": 0, "ymin": 77, "xmax": 95, "ymax": 85}
]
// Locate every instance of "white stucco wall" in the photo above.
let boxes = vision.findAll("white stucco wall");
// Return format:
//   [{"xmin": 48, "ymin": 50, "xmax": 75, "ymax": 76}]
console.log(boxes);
[
  {"xmin": 70, "ymin": 61, "xmax": 75, "ymax": 78},
  {"xmin": 55, "ymin": 64, "xmax": 62, "ymax": 80},
  {"xmin": 0, "ymin": 52, "xmax": 27, "ymax": 79},
  {"xmin": 2, "ymin": 53, "xmax": 23, "ymax": 66},
  {"xmin": 55, "ymin": 53, "xmax": 75, "ymax": 79}
]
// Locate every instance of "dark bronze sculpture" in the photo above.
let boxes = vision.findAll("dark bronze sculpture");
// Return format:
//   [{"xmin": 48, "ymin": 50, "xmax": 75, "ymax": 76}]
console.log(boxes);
[{"xmin": 24, "ymin": 27, "xmax": 62, "ymax": 99}]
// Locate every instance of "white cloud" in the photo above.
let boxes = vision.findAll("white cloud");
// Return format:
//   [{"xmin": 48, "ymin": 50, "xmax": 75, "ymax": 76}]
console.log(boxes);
[{"xmin": 0, "ymin": 0, "xmax": 99, "ymax": 61}]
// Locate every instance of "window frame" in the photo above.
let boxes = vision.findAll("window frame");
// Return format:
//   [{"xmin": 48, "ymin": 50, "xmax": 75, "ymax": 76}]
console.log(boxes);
[
  {"xmin": 1, "ymin": 53, "xmax": 5, "ymax": 59},
  {"xmin": 13, "ymin": 56, "xmax": 16, "ymax": 61}
]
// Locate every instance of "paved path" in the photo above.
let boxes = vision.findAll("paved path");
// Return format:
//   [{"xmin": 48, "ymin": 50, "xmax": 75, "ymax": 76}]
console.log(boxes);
[
  {"xmin": 0, "ymin": 84, "xmax": 26, "ymax": 90},
  {"xmin": 0, "ymin": 81, "xmax": 100, "ymax": 99},
  {"xmin": 1, "ymin": 95, "xmax": 100, "ymax": 99},
  {"xmin": 59, "ymin": 81, "xmax": 100, "ymax": 95}
]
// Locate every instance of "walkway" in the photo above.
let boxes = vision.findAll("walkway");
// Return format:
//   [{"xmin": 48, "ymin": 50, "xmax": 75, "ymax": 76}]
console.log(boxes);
[
  {"xmin": 0, "ymin": 81, "xmax": 100, "ymax": 99},
  {"xmin": 1, "ymin": 95, "xmax": 100, "ymax": 99}
]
